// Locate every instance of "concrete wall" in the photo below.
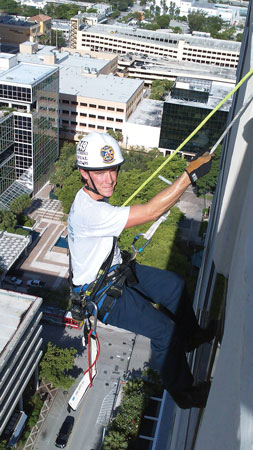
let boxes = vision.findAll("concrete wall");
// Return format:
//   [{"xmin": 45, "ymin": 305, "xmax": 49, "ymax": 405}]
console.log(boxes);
[
  {"xmin": 195, "ymin": 3, "xmax": 253, "ymax": 449},
  {"xmin": 124, "ymin": 122, "xmax": 161, "ymax": 149}
]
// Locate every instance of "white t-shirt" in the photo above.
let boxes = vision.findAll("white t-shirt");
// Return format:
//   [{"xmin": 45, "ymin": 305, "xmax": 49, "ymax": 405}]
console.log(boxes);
[{"xmin": 68, "ymin": 188, "xmax": 130, "ymax": 285}]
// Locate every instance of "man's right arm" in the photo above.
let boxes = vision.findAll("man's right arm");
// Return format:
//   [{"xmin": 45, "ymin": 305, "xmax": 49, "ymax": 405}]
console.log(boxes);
[
  {"xmin": 125, "ymin": 171, "xmax": 190, "ymax": 228},
  {"xmin": 125, "ymin": 152, "xmax": 213, "ymax": 229}
]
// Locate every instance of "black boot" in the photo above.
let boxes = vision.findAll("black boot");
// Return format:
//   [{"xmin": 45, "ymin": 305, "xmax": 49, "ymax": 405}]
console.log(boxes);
[
  {"xmin": 183, "ymin": 320, "xmax": 218, "ymax": 353},
  {"xmin": 170, "ymin": 381, "xmax": 211, "ymax": 409}
]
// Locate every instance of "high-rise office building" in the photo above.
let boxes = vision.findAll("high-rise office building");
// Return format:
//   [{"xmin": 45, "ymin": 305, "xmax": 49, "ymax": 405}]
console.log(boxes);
[
  {"xmin": 159, "ymin": 78, "xmax": 233, "ymax": 155},
  {"xmin": 0, "ymin": 56, "xmax": 59, "ymax": 207},
  {"xmin": 0, "ymin": 112, "xmax": 15, "ymax": 199},
  {"xmin": 140, "ymin": 3, "xmax": 253, "ymax": 449}
]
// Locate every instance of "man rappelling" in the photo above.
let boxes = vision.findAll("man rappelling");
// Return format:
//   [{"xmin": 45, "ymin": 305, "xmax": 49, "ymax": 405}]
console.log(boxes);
[{"xmin": 68, "ymin": 132, "xmax": 216, "ymax": 409}]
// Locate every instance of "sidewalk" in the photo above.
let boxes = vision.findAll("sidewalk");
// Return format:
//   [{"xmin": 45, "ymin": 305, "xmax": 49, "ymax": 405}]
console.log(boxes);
[{"xmin": 20, "ymin": 198, "xmax": 69, "ymax": 289}]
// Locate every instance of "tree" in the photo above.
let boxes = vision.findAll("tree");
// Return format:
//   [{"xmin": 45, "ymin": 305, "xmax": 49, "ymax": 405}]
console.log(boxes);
[
  {"xmin": 38, "ymin": 33, "xmax": 50, "ymax": 45},
  {"xmin": 56, "ymin": 170, "xmax": 83, "ymax": 213},
  {"xmin": 50, "ymin": 142, "xmax": 76, "ymax": 188},
  {"xmin": 0, "ymin": 0, "xmax": 21, "ymax": 14},
  {"xmin": 216, "ymin": 25, "xmax": 236, "ymax": 40},
  {"xmin": 156, "ymin": 14, "xmax": 170, "ymax": 29},
  {"xmin": 40, "ymin": 342, "xmax": 77, "ymax": 389},
  {"xmin": 103, "ymin": 431, "xmax": 128, "ymax": 450},
  {"xmin": 150, "ymin": 79, "xmax": 173, "ymax": 100},
  {"xmin": 51, "ymin": 30, "xmax": 65, "ymax": 47},
  {"xmin": 188, "ymin": 11, "xmax": 208, "ymax": 33},
  {"xmin": 133, "ymin": 11, "xmax": 142, "ymax": 21},
  {"xmin": 172, "ymin": 26, "xmax": 183, "ymax": 34},
  {"xmin": 107, "ymin": 128, "xmax": 123, "ymax": 142},
  {"xmin": 187, "ymin": 11, "xmax": 225, "ymax": 38},
  {"xmin": 143, "ymin": 22, "xmax": 160, "ymax": 30},
  {"xmin": 9, "ymin": 194, "xmax": 32, "ymax": 216},
  {"xmin": 236, "ymin": 33, "xmax": 243, "ymax": 42},
  {"xmin": 0, "ymin": 440, "xmax": 8, "ymax": 450},
  {"xmin": 0, "ymin": 210, "xmax": 17, "ymax": 229},
  {"xmin": 169, "ymin": 1, "xmax": 177, "ymax": 17}
]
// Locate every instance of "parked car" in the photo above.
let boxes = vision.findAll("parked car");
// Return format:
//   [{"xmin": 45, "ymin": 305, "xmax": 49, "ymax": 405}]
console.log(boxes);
[
  {"xmin": 5, "ymin": 276, "xmax": 22, "ymax": 286},
  {"xmin": 26, "ymin": 280, "xmax": 46, "ymax": 288},
  {"xmin": 55, "ymin": 416, "xmax": 74, "ymax": 448}
]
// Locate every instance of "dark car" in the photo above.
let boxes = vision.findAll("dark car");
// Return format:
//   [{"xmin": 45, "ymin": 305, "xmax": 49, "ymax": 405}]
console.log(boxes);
[{"xmin": 55, "ymin": 416, "xmax": 74, "ymax": 448}]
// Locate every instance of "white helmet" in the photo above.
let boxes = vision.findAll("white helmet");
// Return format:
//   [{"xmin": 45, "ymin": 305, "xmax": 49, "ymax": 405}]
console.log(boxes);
[{"xmin": 76, "ymin": 132, "xmax": 124, "ymax": 170}]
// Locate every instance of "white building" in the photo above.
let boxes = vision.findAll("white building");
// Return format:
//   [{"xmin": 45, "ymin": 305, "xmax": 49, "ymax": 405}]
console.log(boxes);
[
  {"xmin": 0, "ymin": 290, "xmax": 43, "ymax": 437},
  {"xmin": 70, "ymin": 23, "xmax": 240, "ymax": 69}
]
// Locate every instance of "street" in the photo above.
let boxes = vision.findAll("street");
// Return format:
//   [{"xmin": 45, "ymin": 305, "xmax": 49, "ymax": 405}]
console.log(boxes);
[{"xmin": 35, "ymin": 322, "xmax": 151, "ymax": 450}]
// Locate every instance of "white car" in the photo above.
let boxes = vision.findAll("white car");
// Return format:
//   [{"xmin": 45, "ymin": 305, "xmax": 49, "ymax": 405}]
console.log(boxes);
[
  {"xmin": 5, "ymin": 276, "xmax": 22, "ymax": 286},
  {"xmin": 26, "ymin": 280, "xmax": 46, "ymax": 288}
]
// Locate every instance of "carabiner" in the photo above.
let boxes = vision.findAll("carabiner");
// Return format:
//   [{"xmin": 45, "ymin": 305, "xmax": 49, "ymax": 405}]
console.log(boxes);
[{"xmin": 131, "ymin": 233, "xmax": 151, "ymax": 254}]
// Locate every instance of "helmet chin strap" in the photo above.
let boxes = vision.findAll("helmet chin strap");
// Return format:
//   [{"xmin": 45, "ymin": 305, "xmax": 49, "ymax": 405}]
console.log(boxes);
[
  {"xmin": 83, "ymin": 167, "xmax": 120, "ymax": 198},
  {"xmin": 84, "ymin": 172, "xmax": 108, "ymax": 198}
]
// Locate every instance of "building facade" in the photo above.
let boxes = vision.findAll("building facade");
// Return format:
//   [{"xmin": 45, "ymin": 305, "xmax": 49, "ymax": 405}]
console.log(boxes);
[
  {"xmin": 159, "ymin": 78, "xmax": 232, "ymax": 155},
  {"xmin": 59, "ymin": 73, "xmax": 143, "ymax": 141},
  {"xmin": 18, "ymin": 44, "xmax": 143, "ymax": 143},
  {"xmin": 28, "ymin": 14, "xmax": 52, "ymax": 37},
  {"xmin": 0, "ymin": 290, "xmax": 42, "ymax": 437},
  {"xmin": 143, "ymin": 3, "xmax": 253, "ymax": 449},
  {"xmin": 0, "ymin": 58, "xmax": 59, "ymax": 203},
  {"xmin": 0, "ymin": 15, "xmax": 40, "ymax": 45},
  {"xmin": 117, "ymin": 54, "xmax": 237, "ymax": 86},
  {"xmin": 70, "ymin": 23, "xmax": 241, "ymax": 69},
  {"xmin": 0, "ymin": 113, "xmax": 16, "ymax": 198}
]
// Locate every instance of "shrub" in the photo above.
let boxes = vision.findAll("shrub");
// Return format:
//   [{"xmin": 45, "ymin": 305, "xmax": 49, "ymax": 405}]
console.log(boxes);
[
  {"xmin": 6, "ymin": 227, "xmax": 16, "ymax": 234},
  {"xmin": 15, "ymin": 228, "xmax": 29, "ymax": 236}
]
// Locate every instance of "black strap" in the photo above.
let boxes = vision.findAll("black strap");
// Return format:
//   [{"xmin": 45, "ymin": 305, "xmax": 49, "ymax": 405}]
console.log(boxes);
[{"xmin": 89, "ymin": 236, "xmax": 117, "ymax": 300}]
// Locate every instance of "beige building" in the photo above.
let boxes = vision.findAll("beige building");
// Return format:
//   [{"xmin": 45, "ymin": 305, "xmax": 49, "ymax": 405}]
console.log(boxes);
[
  {"xmin": 70, "ymin": 23, "xmax": 241, "ymax": 70},
  {"xmin": 59, "ymin": 72, "xmax": 144, "ymax": 141},
  {"xmin": 18, "ymin": 45, "xmax": 144, "ymax": 142},
  {"xmin": 0, "ymin": 15, "xmax": 40, "ymax": 45},
  {"xmin": 28, "ymin": 14, "xmax": 52, "ymax": 36}
]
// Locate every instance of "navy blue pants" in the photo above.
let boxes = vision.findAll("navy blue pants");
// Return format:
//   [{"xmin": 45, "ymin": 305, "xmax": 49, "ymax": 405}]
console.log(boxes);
[{"xmin": 106, "ymin": 263, "xmax": 198, "ymax": 393}]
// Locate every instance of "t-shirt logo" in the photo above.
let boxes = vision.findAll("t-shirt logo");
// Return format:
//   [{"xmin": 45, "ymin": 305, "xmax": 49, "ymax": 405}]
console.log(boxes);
[{"xmin": 101, "ymin": 145, "xmax": 115, "ymax": 164}]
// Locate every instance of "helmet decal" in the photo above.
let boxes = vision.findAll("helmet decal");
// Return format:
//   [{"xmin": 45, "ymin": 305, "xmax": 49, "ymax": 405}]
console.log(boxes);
[
  {"xmin": 100, "ymin": 145, "xmax": 115, "ymax": 164},
  {"xmin": 78, "ymin": 140, "xmax": 88, "ymax": 153}
]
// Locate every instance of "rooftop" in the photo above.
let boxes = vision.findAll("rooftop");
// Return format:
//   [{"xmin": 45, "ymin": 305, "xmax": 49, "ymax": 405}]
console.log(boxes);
[
  {"xmin": 0, "ymin": 53, "xmax": 15, "ymax": 60},
  {"xmin": 18, "ymin": 46, "xmax": 110, "ymax": 70},
  {"xmin": 174, "ymin": 77, "xmax": 212, "ymax": 93},
  {"xmin": 127, "ymin": 99, "xmax": 163, "ymax": 127},
  {"xmin": 0, "ymin": 62, "xmax": 58, "ymax": 86},
  {"xmin": 82, "ymin": 24, "xmax": 241, "ymax": 52},
  {"xmin": 0, "ymin": 180, "xmax": 32, "ymax": 210},
  {"xmin": 121, "ymin": 54, "xmax": 237, "ymax": 83},
  {"xmin": 0, "ymin": 289, "xmax": 41, "ymax": 365},
  {"xmin": 0, "ymin": 15, "xmax": 37, "ymax": 27},
  {"xmin": 167, "ymin": 80, "xmax": 234, "ymax": 111},
  {"xmin": 60, "ymin": 69, "xmax": 143, "ymax": 101},
  {"xmin": 17, "ymin": 49, "xmax": 140, "ymax": 101},
  {"xmin": 0, "ymin": 230, "xmax": 31, "ymax": 273},
  {"xmin": 28, "ymin": 14, "xmax": 51, "ymax": 22}
]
